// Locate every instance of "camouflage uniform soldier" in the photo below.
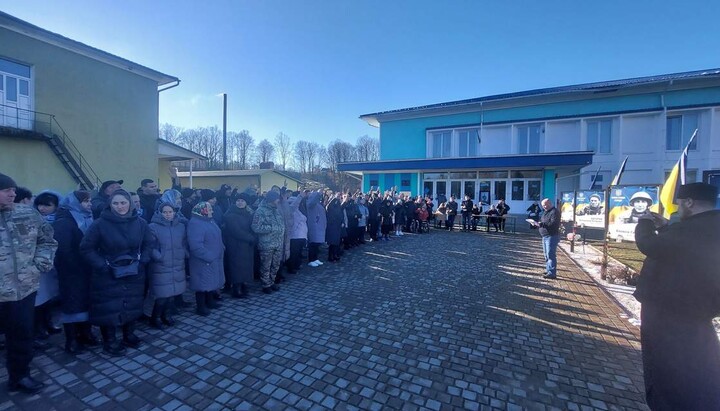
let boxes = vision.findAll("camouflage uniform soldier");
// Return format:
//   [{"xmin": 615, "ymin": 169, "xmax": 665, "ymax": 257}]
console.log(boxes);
[
  {"xmin": 0, "ymin": 173, "xmax": 58, "ymax": 394},
  {"xmin": 251, "ymin": 190, "xmax": 285, "ymax": 294}
]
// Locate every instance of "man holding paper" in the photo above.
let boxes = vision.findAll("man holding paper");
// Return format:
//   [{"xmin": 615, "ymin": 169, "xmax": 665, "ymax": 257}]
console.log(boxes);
[{"xmin": 528, "ymin": 198, "xmax": 561, "ymax": 279}]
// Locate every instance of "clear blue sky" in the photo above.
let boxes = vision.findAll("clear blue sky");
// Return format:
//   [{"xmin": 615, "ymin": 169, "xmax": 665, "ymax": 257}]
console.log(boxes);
[{"xmin": 4, "ymin": 0, "xmax": 720, "ymax": 146}]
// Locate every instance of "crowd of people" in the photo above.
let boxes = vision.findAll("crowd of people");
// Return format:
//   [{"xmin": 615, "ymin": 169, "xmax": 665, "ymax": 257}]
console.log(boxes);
[
  {"xmin": 4, "ymin": 171, "xmax": 495, "ymax": 393},
  {"xmin": 1, "ymin": 167, "xmax": 544, "ymax": 394}
]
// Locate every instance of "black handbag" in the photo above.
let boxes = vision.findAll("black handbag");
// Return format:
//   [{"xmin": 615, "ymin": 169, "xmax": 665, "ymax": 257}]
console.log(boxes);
[{"xmin": 107, "ymin": 246, "xmax": 141, "ymax": 278}]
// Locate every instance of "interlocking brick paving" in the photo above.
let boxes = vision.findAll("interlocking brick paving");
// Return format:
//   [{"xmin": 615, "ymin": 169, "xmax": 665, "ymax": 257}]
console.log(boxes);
[{"xmin": 0, "ymin": 230, "xmax": 647, "ymax": 410}]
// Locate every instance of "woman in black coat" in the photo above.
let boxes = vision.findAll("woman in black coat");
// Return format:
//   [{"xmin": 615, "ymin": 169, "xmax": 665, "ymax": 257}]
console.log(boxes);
[
  {"xmin": 222, "ymin": 194, "xmax": 255, "ymax": 298},
  {"xmin": 325, "ymin": 194, "xmax": 344, "ymax": 262},
  {"xmin": 79, "ymin": 189, "xmax": 153, "ymax": 357},
  {"xmin": 53, "ymin": 190, "xmax": 99, "ymax": 353}
]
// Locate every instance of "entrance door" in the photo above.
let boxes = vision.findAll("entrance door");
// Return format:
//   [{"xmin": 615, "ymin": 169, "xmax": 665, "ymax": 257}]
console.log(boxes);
[
  {"xmin": 463, "ymin": 180, "xmax": 476, "ymax": 200},
  {"xmin": 493, "ymin": 180, "xmax": 507, "ymax": 203},
  {"xmin": 450, "ymin": 180, "xmax": 462, "ymax": 200},
  {"xmin": 478, "ymin": 181, "xmax": 491, "ymax": 205},
  {"xmin": 436, "ymin": 181, "xmax": 447, "ymax": 203}
]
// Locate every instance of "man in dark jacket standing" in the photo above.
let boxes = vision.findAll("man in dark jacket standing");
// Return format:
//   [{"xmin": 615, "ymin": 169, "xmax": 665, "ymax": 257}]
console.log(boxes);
[
  {"xmin": 138, "ymin": 179, "xmax": 161, "ymax": 222},
  {"xmin": 529, "ymin": 198, "xmax": 560, "ymax": 279},
  {"xmin": 446, "ymin": 196, "xmax": 458, "ymax": 231},
  {"xmin": 633, "ymin": 183, "xmax": 720, "ymax": 410},
  {"xmin": 0, "ymin": 173, "xmax": 58, "ymax": 394}
]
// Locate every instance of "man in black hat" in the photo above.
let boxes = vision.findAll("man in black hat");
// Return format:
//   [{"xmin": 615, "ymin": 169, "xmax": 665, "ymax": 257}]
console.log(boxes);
[
  {"xmin": 634, "ymin": 182, "xmax": 720, "ymax": 410},
  {"xmin": 91, "ymin": 179, "xmax": 123, "ymax": 218},
  {"xmin": 0, "ymin": 173, "xmax": 58, "ymax": 394}
]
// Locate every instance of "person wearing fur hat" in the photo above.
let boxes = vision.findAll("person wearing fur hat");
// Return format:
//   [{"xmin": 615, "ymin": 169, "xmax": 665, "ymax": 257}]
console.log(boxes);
[
  {"xmin": 187, "ymin": 201, "xmax": 225, "ymax": 315},
  {"xmin": 0, "ymin": 173, "xmax": 57, "ymax": 393},
  {"xmin": 79, "ymin": 189, "xmax": 154, "ymax": 357},
  {"xmin": 222, "ymin": 193, "xmax": 256, "ymax": 298},
  {"xmin": 251, "ymin": 191, "xmax": 285, "ymax": 293},
  {"xmin": 52, "ymin": 190, "xmax": 99, "ymax": 353}
]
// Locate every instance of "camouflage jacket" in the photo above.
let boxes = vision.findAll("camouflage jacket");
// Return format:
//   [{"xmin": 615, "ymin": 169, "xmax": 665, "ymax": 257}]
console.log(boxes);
[
  {"xmin": 251, "ymin": 200, "xmax": 285, "ymax": 251},
  {"xmin": 0, "ymin": 204, "xmax": 58, "ymax": 302}
]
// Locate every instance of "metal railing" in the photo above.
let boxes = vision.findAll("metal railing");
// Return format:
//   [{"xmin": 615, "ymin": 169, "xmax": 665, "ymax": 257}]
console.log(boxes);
[{"xmin": 0, "ymin": 103, "xmax": 102, "ymax": 189}]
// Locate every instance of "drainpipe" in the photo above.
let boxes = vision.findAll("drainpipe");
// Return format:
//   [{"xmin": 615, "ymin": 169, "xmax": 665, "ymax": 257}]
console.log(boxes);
[{"xmin": 189, "ymin": 160, "xmax": 193, "ymax": 189}]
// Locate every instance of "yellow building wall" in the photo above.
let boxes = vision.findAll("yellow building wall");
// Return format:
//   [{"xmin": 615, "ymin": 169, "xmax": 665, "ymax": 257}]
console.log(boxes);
[
  {"xmin": 157, "ymin": 159, "xmax": 174, "ymax": 192},
  {"xmin": 0, "ymin": 29, "xmax": 162, "ymax": 193},
  {"xmin": 0, "ymin": 137, "xmax": 76, "ymax": 193},
  {"xmin": 262, "ymin": 173, "xmax": 300, "ymax": 192}
]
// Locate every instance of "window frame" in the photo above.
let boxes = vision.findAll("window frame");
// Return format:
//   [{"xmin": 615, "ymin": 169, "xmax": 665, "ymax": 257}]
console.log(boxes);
[
  {"xmin": 666, "ymin": 112, "xmax": 699, "ymax": 151},
  {"xmin": 586, "ymin": 118, "xmax": 613, "ymax": 154}
]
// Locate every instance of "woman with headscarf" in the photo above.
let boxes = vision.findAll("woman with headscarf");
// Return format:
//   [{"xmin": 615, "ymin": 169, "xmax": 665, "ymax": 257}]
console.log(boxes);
[
  {"xmin": 33, "ymin": 191, "xmax": 64, "ymax": 344},
  {"xmin": 52, "ymin": 190, "xmax": 99, "ymax": 353},
  {"xmin": 187, "ymin": 201, "xmax": 225, "ymax": 315},
  {"xmin": 286, "ymin": 195, "xmax": 307, "ymax": 274},
  {"xmin": 155, "ymin": 189, "xmax": 184, "ymax": 216},
  {"xmin": 79, "ymin": 189, "xmax": 153, "ymax": 356},
  {"xmin": 305, "ymin": 191, "xmax": 327, "ymax": 267},
  {"xmin": 147, "ymin": 202, "xmax": 188, "ymax": 329},
  {"xmin": 222, "ymin": 193, "xmax": 255, "ymax": 298}
]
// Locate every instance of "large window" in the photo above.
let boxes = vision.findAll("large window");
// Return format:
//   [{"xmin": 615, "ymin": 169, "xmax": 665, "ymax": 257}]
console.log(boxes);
[
  {"xmin": 666, "ymin": 113, "xmax": 698, "ymax": 151},
  {"xmin": 587, "ymin": 119, "xmax": 612, "ymax": 154},
  {"xmin": 458, "ymin": 129, "xmax": 478, "ymax": 157},
  {"xmin": 431, "ymin": 131, "xmax": 452, "ymax": 158},
  {"xmin": 517, "ymin": 124, "xmax": 542, "ymax": 154}
]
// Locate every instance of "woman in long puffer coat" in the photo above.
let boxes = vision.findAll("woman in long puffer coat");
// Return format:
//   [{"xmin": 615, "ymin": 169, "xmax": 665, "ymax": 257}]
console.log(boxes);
[
  {"xmin": 222, "ymin": 194, "xmax": 255, "ymax": 298},
  {"xmin": 187, "ymin": 201, "xmax": 225, "ymax": 316},
  {"xmin": 52, "ymin": 190, "xmax": 99, "ymax": 353},
  {"xmin": 305, "ymin": 191, "xmax": 326, "ymax": 267},
  {"xmin": 147, "ymin": 202, "xmax": 188, "ymax": 329},
  {"xmin": 79, "ymin": 189, "xmax": 153, "ymax": 357}
]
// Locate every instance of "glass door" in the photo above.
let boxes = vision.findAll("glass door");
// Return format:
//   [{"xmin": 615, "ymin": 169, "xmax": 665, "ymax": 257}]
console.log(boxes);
[
  {"xmin": 450, "ymin": 180, "xmax": 462, "ymax": 200},
  {"xmin": 436, "ymin": 181, "xmax": 447, "ymax": 203},
  {"xmin": 493, "ymin": 180, "xmax": 507, "ymax": 203},
  {"xmin": 463, "ymin": 180, "xmax": 476, "ymax": 200},
  {"xmin": 478, "ymin": 181, "xmax": 491, "ymax": 205}
]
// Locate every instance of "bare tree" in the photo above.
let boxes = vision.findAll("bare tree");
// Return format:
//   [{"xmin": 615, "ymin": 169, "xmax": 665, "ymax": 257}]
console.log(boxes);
[
  {"xmin": 159, "ymin": 123, "xmax": 184, "ymax": 143},
  {"xmin": 230, "ymin": 130, "xmax": 255, "ymax": 170},
  {"xmin": 256, "ymin": 139, "xmax": 275, "ymax": 165},
  {"xmin": 293, "ymin": 140, "xmax": 310, "ymax": 173},
  {"xmin": 274, "ymin": 132, "xmax": 292, "ymax": 170},
  {"xmin": 306, "ymin": 141, "xmax": 322, "ymax": 173},
  {"xmin": 176, "ymin": 126, "xmax": 223, "ymax": 169},
  {"xmin": 326, "ymin": 139, "xmax": 355, "ymax": 172},
  {"xmin": 355, "ymin": 135, "xmax": 380, "ymax": 162}
]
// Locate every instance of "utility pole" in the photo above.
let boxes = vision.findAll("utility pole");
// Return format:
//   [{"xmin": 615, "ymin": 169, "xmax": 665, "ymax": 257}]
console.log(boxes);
[{"xmin": 222, "ymin": 93, "xmax": 228, "ymax": 170}]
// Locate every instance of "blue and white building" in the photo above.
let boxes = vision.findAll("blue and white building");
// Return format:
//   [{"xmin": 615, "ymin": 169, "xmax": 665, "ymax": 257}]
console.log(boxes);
[{"xmin": 339, "ymin": 69, "xmax": 720, "ymax": 212}]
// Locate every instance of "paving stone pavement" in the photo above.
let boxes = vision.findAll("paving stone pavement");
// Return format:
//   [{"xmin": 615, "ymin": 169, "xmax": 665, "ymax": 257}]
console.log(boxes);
[{"xmin": 0, "ymin": 229, "xmax": 648, "ymax": 410}]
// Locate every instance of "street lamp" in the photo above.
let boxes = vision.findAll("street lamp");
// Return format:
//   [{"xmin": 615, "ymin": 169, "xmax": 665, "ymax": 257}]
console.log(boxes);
[{"xmin": 221, "ymin": 93, "xmax": 227, "ymax": 169}]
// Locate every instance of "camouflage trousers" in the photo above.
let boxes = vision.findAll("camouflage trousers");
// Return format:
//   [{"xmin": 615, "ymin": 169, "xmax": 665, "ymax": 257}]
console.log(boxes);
[{"xmin": 259, "ymin": 248, "xmax": 283, "ymax": 288}]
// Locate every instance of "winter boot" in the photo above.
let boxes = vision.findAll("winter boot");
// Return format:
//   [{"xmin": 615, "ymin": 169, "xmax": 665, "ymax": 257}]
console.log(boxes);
[
  {"xmin": 195, "ymin": 292, "xmax": 210, "ymax": 316},
  {"xmin": 205, "ymin": 291, "xmax": 220, "ymax": 309},
  {"xmin": 101, "ymin": 326, "xmax": 126, "ymax": 357},
  {"xmin": 122, "ymin": 322, "xmax": 142, "ymax": 349},
  {"xmin": 150, "ymin": 301, "xmax": 164, "ymax": 330},
  {"xmin": 63, "ymin": 323, "xmax": 85, "ymax": 354},
  {"xmin": 161, "ymin": 299, "xmax": 175, "ymax": 326}
]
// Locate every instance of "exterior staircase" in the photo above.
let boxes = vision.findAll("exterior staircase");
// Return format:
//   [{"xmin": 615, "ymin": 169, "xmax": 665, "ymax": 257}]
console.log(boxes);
[{"xmin": 0, "ymin": 104, "xmax": 101, "ymax": 190}]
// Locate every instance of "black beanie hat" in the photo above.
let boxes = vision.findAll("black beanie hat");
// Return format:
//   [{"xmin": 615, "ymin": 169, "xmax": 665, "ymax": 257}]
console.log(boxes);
[
  {"xmin": 0, "ymin": 173, "xmax": 17, "ymax": 191},
  {"xmin": 200, "ymin": 189, "xmax": 216, "ymax": 202}
]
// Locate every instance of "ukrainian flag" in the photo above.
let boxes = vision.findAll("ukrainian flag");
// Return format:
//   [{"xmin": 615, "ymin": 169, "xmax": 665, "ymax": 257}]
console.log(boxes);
[{"xmin": 660, "ymin": 129, "xmax": 696, "ymax": 218}]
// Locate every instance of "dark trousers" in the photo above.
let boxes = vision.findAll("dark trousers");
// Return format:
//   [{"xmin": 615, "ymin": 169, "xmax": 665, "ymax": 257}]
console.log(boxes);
[
  {"xmin": 0, "ymin": 292, "xmax": 36, "ymax": 382},
  {"xmin": 498, "ymin": 216, "xmax": 506, "ymax": 231},
  {"xmin": 308, "ymin": 242, "xmax": 321, "ymax": 262},
  {"xmin": 461, "ymin": 213, "xmax": 471, "ymax": 231},
  {"xmin": 357, "ymin": 225, "xmax": 366, "ymax": 243},
  {"xmin": 367, "ymin": 218, "xmax": 379, "ymax": 240},
  {"xmin": 289, "ymin": 239, "xmax": 306, "ymax": 271},
  {"xmin": 328, "ymin": 245, "xmax": 340, "ymax": 261},
  {"xmin": 447, "ymin": 214, "xmax": 456, "ymax": 230},
  {"xmin": 487, "ymin": 218, "xmax": 499, "ymax": 232}
]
